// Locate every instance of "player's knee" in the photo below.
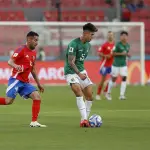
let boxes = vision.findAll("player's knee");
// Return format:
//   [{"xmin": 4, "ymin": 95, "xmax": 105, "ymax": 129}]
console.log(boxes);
[
  {"xmin": 122, "ymin": 76, "xmax": 127, "ymax": 81},
  {"xmin": 5, "ymin": 98, "xmax": 14, "ymax": 105},
  {"xmin": 30, "ymin": 91, "xmax": 41, "ymax": 100},
  {"xmin": 112, "ymin": 77, "xmax": 117, "ymax": 82},
  {"xmin": 85, "ymin": 95, "xmax": 93, "ymax": 101}
]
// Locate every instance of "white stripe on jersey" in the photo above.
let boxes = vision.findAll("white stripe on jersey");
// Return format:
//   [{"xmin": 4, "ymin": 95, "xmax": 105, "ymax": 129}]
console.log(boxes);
[{"xmin": 6, "ymin": 79, "xmax": 19, "ymax": 93}]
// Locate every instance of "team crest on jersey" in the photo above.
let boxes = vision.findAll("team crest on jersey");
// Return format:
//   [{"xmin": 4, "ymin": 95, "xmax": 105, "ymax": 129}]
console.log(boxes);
[
  {"xmin": 26, "ymin": 55, "xmax": 29, "ymax": 58},
  {"xmin": 71, "ymin": 78, "xmax": 75, "ymax": 82},
  {"xmin": 108, "ymin": 47, "xmax": 110, "ymax": 50}
]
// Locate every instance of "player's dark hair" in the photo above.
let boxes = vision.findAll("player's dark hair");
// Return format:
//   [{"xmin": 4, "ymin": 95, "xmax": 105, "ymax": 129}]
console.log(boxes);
[
  {"xmin": 108, "ymin": 31, "xmax": 113, "ymax": 33},
  {"xmin": 83, "ymin": 23, "xmax": 98, "ymax": 32},
  {"xmin": 120, "ymin": 31, "xmax": 128, "ymax": 36},
  {"xmin": 26, "ymin": 31, "xmax": 39, "ymax": 37}
]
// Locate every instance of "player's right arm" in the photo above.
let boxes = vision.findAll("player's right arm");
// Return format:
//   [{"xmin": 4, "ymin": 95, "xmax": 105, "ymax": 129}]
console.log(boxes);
[
  {"xmin": 8, "ymin": 49, "xmax": 23, "ymax": 72},
  {"xmin": 68, "ymin": 42, "xmax": 86, "ymax": 80}
]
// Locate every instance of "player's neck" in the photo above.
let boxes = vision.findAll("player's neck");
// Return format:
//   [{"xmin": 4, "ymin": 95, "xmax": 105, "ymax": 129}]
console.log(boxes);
[
  {"xmin": 121, "ymin": 41, "xmax": 127, "ymax": 45},
  {"xmin": 26, "ymin": 44, "xmax": 33, "ymax": 51},
  {"xmin": 108, "ymin": 40, "xmax": 113, "ymax": 43},
  {"xmin": 80, "ymin": 36, "xmax": 86, "ymax": 43}
]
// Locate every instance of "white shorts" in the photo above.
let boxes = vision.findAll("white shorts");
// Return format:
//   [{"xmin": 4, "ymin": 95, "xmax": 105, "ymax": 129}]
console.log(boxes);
[
  {"xmin": 65, "ymin": 70, "xmax": 93, "ymax": 89},
  {"xmin": 111, "ymin": 66, "xmax": 128, "ymax": 77}
]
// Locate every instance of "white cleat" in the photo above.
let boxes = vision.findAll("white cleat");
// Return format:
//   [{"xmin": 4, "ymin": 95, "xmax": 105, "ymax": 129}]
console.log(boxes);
[
  {"xmin": 95, "ymin": 95, "xmax": 101, "ymax": 100},
  {"xmin": 105, "ymin": 93, "xmax": 112, "ymax": 100},
  {"xmin": 30, "ymin": 121, "xmax": 47, "ymax": 127},
  {"xmin": 119, "ymin": 95, "xmax": 126, "ymax": 100}
]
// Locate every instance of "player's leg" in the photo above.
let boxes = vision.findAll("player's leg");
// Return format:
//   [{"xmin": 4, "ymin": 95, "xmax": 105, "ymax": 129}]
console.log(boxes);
[
  {"xmin": 65, "ymin": 74, "xmax": 88, "ymax": 127},
  {"xmin": 96, "ymin": 75, "xmax": 106, "ymax": 100},
  {"xmin": 19, "ymin": 83, "xmax": 46, "ymax": 127},
  {"xmin": 71, "ymin": 83, "xmax": 87, "ymax": 119},
  {"xmin": 82, "ymin": 84, "xmax": 93, "ymax": 119},
  {"xmin": 120, "ymin": 66, "xmax": 128, "ymax": 100},
  {"xmin": 106, "ymin": 66, "xmax": 118, "ymax": 100},
  {"xmin": 0, "ymin": 97, "xmax": 15, "ymax": 105},
  {"xmin": 103, "ymin": 67, "xmax": 112, "ymax": 94},
  {"xmin": 0, "ymin": 77, "xmax": 20, "ymax": 105},
  {"xmin": 96, "ymin": 67, "xmax": 110, "ymax": 100}
]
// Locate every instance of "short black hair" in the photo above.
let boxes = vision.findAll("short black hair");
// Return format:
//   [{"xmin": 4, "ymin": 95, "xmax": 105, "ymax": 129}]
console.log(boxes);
[
  {"xmin": 83, "ymin": 23, "xmax": 98, "ymax": 32},
  {"xmin": 108, "ymin": 31, "xmax": 113, "ymax": 33},
  {"xmin": 26, "ymin": 31, "xmax": 39, "ymax": 37},
  {"xmin": 120, "ymin": 31, "xmax": 128, "ymax": 36}
]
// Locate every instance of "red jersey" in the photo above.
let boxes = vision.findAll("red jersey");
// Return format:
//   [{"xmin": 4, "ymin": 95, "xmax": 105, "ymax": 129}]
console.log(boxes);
[
  {"xmin": 98, "ymin": 42, "xmax": 115, "ymax": 67},
  {"xmin": 11, "ymin": 45, "xmax": 36, "ymax": 83}
]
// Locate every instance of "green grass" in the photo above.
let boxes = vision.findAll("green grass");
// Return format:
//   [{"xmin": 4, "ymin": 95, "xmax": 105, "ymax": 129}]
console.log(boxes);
[{"xmin": 0, "ymin": 85, "xmax": 150, "ymax": 150}]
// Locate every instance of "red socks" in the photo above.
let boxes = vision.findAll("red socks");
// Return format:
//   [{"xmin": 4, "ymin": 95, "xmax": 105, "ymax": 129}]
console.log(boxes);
[
  {"xmin": 32, "ymin": 100, "xmax": 41, "ymax": 122},
  {"xmin": 0, "ymin": 97, "xmax": 6, "ymax": 105},
  {"xmin": 104, "ymin": 83, "xmax": 108, "ymax": 93},
  {"xmin": 97, "ymin": 83, "xmax": 108, "ymax": 95},
  {"xmin": 97, "ymin": 86, "xmax": 102, "ymax": 95}
]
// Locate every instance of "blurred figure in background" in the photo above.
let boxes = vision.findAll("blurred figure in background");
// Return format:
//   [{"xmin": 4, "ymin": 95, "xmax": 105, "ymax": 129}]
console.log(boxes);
[
  {"xmin": 37, "ymin": 47, "xmax": 46, "ymax": 61},
  {"xmin": 96, "ymin": 31, "xmax": 115, "ymax": 100}
]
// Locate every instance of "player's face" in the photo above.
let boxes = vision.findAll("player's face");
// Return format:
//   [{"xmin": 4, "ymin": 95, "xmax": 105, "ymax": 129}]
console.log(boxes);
[
  {"xmin": 84, "ymin": 31, "xmax": 95, "ymax": 42},
  {"xmin": 120, "ymin": 34, "xmax": 128, "ymax": 43},
  {"xmin": 107, "ymin": 32, "xmax": 114, "ymax": 41},
  {"xmin": 28, "ymin": 36, "xmax": 39, "ymax": 50}
]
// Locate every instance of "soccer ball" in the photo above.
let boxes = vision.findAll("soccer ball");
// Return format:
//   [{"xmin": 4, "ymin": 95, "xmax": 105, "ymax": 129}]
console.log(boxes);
[{"xmin": 89, "ymin": 114, "xmax": 102, "ymax": 127}]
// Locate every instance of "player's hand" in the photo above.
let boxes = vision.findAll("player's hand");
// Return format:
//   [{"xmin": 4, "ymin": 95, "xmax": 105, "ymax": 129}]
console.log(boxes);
[
  {"xmin": 78, "ymin": 73, "xmax": 87, "ymax": 80},
  {"xmin": 105, "ymin": 55, "xmax": 111, "ymax": 59},
  {"xmin": 14, "ymin": 64, "xmax": 23, "ymax": 72},
  {"xmin": 122, "ymin": 52, "xmax": 127, "ymax": 56},
  {"xmin": 127, "ymin": 53, "xmax": 131, "ymax": 58},
  {"xmin": 38, "ymin": 84, "xmax": 44, "ymax": 93}
]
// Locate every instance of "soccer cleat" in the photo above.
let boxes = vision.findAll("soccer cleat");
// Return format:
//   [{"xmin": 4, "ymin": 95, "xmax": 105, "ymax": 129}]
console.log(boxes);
[
  {"xmin": 119, "ymin": 95, "xmax": 126, "ymax": 100},
  {"xmin": 95, "ymin": 95, "xmax": 101, "ymax": 100},
  {"xmin": 105, "ymin": 93, "xmax": 112, "ymax": 100},
  {"xmin": 80, "ymin": 120, "xmax": 90, "ymax": 127},
  {"xmin": 30, "ymin": 121, "xmax": 47, "ymax": 127}
]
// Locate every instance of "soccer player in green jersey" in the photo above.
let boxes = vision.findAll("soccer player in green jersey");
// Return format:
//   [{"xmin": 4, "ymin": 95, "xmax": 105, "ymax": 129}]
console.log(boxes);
[
  {"xmin": 106, "ymin": 31, "xmax": 131, "ymax": 100},
  {"xmin": 64, "ymin": 23, "xmax": 98, "ymax": 127}
]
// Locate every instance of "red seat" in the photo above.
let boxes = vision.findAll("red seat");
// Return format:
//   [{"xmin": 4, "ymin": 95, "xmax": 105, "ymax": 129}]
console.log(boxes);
[
  {"xmin": 0, "ymin": 0, "xmax": 12, "ymax": 7},
  {"xmin": 15, "ymin": 0, "xmax": 47, "ymax": 7},
  {"xmin": 0, "ymin": 11, "xmax": 25, "ymax": 21},
  {"xmin": 144, "ymin": 0, "xmax": 150, "ymax": 5},
  {"xmin": 44, "ymin": 11, "xmax": 57, "ymax": 21},
  {"xmin": 44, "ymin": 11, "xmax": 104, "ymax": 22},
  {"xmin": 61, "ymin": 0, "xmax": 81, "ymax": 7}
]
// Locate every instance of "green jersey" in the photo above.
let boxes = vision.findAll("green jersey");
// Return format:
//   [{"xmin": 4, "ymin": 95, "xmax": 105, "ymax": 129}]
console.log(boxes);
[
  {"xmin": 64, "ymin": 38, "xmax": 91, "ymax": 75},
  {"xmin": 113, "ymin": 41, "xmax": 130, "ymax": 67}
]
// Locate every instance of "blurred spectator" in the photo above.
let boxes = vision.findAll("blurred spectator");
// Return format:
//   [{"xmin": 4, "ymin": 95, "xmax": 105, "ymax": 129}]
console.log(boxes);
[{"xmin": 37, "ymin": 47, "xmax": 46, "ymax": 61}]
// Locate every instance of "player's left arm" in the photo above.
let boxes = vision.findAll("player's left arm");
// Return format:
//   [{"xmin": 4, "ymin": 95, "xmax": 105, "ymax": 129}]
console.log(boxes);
[
  {"xmin": 31, "ymin": 62, "xmax": 44, "ymax": 93},
  {"xmin": 126, "ymin": 45, "xmax": 131, "ymax": 58}
]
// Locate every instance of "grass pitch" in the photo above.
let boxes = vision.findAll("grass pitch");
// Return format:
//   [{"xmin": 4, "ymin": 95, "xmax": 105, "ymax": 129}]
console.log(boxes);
[{"xmin": 0, "ymin": 85, "xmax": 150, "ymax": 150}]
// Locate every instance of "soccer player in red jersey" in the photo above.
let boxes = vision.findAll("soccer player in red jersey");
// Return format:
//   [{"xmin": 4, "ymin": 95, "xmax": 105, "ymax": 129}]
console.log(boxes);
[
  {"xmin": 96, "ymin": 31, "xmax": 115, "ymax": 100},
  {"xmin": 0, "ymin": 31, "xmax": 46, "ymax": 127}
]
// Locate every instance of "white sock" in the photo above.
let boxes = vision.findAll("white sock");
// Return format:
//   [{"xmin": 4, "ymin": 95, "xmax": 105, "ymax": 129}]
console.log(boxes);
[
  {"xmin": 85, "ymin": 100, "xmax": 93, "ymax": 119},
  {"xmin": 107, "ymin": 79, "xmax": 114, "ymax": 94},
  {"xmin": 120, "ymin": 81, "xmax": 127, "ymax": 96},
  {"xmin": 76, "ymin": 97, "xmax": 87, "ymax": 120}
]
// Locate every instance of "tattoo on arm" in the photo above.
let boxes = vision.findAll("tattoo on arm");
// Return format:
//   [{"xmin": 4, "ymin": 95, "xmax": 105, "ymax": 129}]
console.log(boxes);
[{"xmin": 68, "ymin": 55, "xmax": 80, "ymax": 74}]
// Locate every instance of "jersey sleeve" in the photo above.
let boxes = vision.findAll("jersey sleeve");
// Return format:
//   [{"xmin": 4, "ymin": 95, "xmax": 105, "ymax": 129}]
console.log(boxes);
[
  {"xmin": 127, "ymin": 44, "xmax": 130, "ymax": 53},
  {"xmin": 67, "ymin": 41, "xmax": 77, "ymax": 56},
  {"xmin": 113, "ymin": 43, "xmax": 119, "ymax": 52},
  {"xmin": 11, "ymin": 48, "xmax": 24, "ymax": 61}
]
